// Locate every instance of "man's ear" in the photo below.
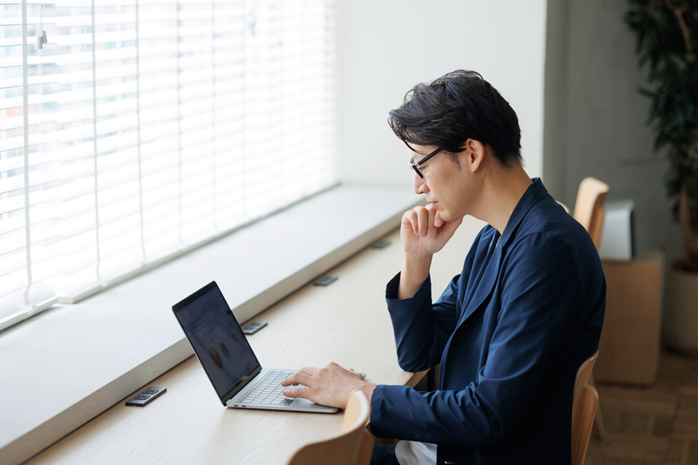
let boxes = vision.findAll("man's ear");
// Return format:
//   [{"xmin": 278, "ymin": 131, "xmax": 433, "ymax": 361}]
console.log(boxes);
[{"xmin": 461, "ymin": 139, "xmax": 486, "ymax": 172}]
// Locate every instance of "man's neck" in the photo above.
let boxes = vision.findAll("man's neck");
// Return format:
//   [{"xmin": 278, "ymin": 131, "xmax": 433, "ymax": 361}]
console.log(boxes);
[{"xmin": 471, "ymin": 164, "xmax": 532, "ymax": 235}]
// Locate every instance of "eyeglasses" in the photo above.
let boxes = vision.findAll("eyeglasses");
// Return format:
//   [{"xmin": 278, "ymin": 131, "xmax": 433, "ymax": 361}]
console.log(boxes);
[{"xmin": 409, "ymin": 147, "xmax": 442, "ymax": 179}]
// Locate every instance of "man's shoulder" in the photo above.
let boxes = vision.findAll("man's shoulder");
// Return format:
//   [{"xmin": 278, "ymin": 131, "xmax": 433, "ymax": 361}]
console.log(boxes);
[{"xmin": 507, "ymin": 195, "xmax": 601, "ymax": 274}]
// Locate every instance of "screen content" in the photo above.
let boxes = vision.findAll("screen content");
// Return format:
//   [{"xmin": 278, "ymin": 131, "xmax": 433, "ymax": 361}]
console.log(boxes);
[{"xmin": 176, "ymin": 287, "xmax": 259, "ymax": 398}]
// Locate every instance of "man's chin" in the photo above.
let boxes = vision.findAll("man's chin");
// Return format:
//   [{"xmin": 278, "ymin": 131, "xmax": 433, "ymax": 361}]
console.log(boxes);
[
  {"xmin": 439, "ymin": 212, "xmax": 454, "ymax": 223},
  {"xmin": 440, "ymin": 212, "xmax": 465, "ymax": 223}
]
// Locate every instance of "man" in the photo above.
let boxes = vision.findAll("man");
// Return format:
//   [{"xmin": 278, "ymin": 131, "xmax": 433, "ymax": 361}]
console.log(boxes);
[{"xmin": 282, "ymin": 70, "xmax": 605, "ymax": 465}]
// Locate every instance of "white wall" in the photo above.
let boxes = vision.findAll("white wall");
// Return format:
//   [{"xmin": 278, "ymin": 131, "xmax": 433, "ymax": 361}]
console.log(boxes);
[{"xmin": 334, "ymin": 0, "xmax": 547, "ymax": 186}]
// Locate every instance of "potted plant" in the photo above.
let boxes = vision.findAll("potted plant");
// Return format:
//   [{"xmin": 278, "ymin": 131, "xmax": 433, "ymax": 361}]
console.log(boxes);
[{"xmin": 625, "ymin": 0, "xmax": 698, "ymax": 354}]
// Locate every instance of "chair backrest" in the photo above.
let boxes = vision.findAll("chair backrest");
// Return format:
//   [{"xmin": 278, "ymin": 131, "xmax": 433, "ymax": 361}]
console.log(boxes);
[
  {"xmin": 572, "ymin": 177, "xmax": 610, "ymax": 249},
  {"xmin": 287, "ymin": 391, "xmax": 372, "ymax": 465},
  {"xmin": 571, "ymin": 351, "xmax": 599, "ymax": 465}
]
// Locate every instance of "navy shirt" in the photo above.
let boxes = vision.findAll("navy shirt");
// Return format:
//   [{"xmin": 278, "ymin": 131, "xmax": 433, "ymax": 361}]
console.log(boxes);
[{"xmin": 370, "ymin": 178, "xmax": 606, "ymax": 465}]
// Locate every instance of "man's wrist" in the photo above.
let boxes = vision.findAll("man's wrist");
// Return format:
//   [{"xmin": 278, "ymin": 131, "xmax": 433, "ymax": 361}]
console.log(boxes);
[
  {"xmin": 350, "ymin": 382, "xmax": 376, "ymax": 406},
  {"xmin": 398, "ymin": 253, "xmax": 431, "ymax": 299}
]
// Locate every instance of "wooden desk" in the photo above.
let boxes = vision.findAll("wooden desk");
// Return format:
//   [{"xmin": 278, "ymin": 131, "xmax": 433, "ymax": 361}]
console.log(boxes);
[
  {"xmin": 25, "ymin": 218, "xmax": 484, "ymax": 465},
  {"xmin": 594, "ymin": 251, "xmax": 665, "ymax": 385}
]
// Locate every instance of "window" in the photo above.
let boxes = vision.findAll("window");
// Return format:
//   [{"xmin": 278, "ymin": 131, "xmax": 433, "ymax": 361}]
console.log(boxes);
[{"xmin": 0, "ymin": 0, "xmax": 336, "ymax": 330}]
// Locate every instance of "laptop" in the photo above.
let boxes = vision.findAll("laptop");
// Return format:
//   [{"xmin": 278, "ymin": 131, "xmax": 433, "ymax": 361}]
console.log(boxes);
[{"xmin": 172, "ymin": 281, "xmax": 338, "ymax": 413}]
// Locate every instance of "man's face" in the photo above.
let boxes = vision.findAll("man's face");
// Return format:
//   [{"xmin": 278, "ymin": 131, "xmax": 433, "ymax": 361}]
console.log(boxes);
[{"xmin": 408, "ymin": 144, "xmax": 474, "ymax": 222}]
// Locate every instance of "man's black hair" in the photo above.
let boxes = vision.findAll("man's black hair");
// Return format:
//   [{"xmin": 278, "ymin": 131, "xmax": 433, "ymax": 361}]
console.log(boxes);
[{"xmin": 388, "ymin": 70, "xmax": 522, "ymax": 167}]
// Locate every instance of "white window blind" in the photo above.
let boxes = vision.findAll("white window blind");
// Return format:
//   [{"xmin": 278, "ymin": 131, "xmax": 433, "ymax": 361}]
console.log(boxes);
[{"xmin": 0, "ymin": 0, "xmax": 336, "ymax": 330}]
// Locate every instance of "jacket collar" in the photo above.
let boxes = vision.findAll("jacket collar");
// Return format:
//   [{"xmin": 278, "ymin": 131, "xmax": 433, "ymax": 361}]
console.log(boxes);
[
  {"xmin": 499, "ymin": 177, "xmax": 548, "ymax": 250},
  {"xmin": 453, "ymin": 178, "xmax": 548, "ymax": 329}
]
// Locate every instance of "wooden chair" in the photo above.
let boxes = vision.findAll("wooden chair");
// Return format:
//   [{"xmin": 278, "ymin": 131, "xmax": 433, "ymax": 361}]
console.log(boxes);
[
  {"xmin": 571, "ymin": 177, "xmax": 609, "ymax": 439},
  {"xmin": 572, "ymin": 177, "xmax": 610, "ymax": 249},
  {"xmin": 287, "ymin": 391, "xmax": 373, "ymax": 465},
  {"xmin": 572, "ymin": 351, "xmax": 599, "ymax": 465}
]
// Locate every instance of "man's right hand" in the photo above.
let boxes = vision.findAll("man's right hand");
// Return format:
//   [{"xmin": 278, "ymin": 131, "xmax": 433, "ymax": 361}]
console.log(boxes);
[
  {"xmin": 398, "ymin": 204, "xmax": 462, "ymax": 299},
  {"xmin": 401, "ymin": 204, "xmax": 462, "ymax": 256}
]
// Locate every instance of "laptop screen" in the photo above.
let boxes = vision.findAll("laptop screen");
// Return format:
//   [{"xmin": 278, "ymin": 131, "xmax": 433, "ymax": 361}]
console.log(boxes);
[{"xmin": 172, "ymin": 281, "xmax": 262, "ymax": 404}]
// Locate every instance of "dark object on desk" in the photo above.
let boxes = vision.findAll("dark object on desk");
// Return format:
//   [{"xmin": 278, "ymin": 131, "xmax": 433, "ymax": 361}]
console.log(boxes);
[
  {"xmin": 372, "ymin": 240, "xmax": 391, "ymax": 249},
  {"xmin": 242, "ymin": 320, "xmax": 267, "ymax": 335},
  {"xmin": 313, "ymin": 276, "xmax": 337, "ymax": 286},
  {"xmin": 126, "ymin": 387, "xmax": 167, "ymax": 407}
]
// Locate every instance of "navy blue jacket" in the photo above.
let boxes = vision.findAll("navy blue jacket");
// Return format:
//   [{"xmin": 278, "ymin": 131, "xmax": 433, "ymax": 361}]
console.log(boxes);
[{"xmin": 370, "ymin": 179, "xmax": 605, "ymax": 464}]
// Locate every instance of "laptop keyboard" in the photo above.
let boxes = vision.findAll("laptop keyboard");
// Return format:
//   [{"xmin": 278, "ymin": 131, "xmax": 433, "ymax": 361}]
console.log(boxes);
[{"xmin": 237, "ymin": 370, "xmax": 302, "ymax": 406}]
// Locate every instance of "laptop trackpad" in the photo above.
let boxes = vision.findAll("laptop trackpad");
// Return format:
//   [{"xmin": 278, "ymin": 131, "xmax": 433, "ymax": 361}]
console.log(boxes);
[
  {"xmin": 291, "ymin": 397, "xmax": 339, "ymax": 413},
  {"xmin": 291, "ymin": 398, "xmax": 315, "ymax": 407}
]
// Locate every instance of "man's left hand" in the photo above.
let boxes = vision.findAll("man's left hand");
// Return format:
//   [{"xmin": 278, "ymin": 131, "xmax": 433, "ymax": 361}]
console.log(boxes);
[{"xmin": 280, "ymin": 362, "xmax": 376, "ymax": 409}]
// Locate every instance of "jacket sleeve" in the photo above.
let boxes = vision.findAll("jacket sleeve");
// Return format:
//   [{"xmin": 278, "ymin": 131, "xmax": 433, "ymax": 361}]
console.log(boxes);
[
  {"xmin": 383, "ymin": 229, "xmax": 486, "ymax": 373},
  {"xmin": 384, "ymin": 272, "xmax": 461, "ymax": 372},
  {"xmin": 371, "ymin": 233, "xmax": 588, "ymax": 446}
]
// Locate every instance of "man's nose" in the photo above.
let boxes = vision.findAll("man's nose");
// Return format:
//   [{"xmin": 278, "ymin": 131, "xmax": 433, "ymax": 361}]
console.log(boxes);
[{"xmin": 413, "ymin": 174, "xmax": 428, "ymax": 195}]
